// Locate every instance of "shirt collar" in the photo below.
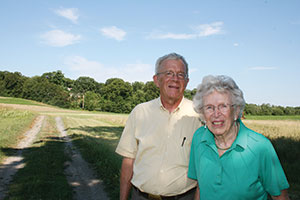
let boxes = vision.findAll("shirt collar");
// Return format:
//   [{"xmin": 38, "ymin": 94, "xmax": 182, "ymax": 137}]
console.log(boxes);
[
  {"xmin": 199, "ymin": 119, "xmax": 248, "ymax": 150},
  {"xmin": 232, "ymin": 119, "xmax": 248, "ymax": 149},
  {"xmin": 158, "ymin": 96, "xmax": 184, "ymax": 113}
]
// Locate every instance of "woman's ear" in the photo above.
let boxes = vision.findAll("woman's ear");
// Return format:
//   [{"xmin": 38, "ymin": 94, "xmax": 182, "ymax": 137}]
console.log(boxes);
[{"xmin": 234, "ymin": 106, "xmax": 241, "ymax": 120}]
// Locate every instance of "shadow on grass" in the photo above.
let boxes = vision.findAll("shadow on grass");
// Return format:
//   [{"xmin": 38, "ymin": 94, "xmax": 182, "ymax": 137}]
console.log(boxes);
[
  {"xmin": 67, "ymin": 126, "xmax": 123, "ymax": 147},
  {"xmin": 270, "ymin": 137, "xmax": 300, "ymax": 200},
  {"xmin": 66, "ymin": 125, "xmax": 124, "ymax": 200},
  {"xmin": 0, "ymin": 137, "xmax": 73, "ymax": 200}
]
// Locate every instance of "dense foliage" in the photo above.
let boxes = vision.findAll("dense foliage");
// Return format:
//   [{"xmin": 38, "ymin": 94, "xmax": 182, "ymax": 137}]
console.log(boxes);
[{"xmin": 1, "ymin": 70, "xmax": 299, "ymax": 114}]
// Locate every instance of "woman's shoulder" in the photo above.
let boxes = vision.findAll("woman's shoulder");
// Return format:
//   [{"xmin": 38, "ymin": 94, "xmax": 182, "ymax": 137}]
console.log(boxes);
[
  {"xmin": 242, "ymin": 125, "xmax": 274, "ymax": 153},
  {"xmin": 192, "ymin": 126, "xmax": 206, "ymax": 140}
]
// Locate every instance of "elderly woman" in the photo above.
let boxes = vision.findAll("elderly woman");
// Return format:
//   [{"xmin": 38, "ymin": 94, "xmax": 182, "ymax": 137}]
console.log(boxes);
[{"xmin": 188, "ymin": 75, "xmax": 290, "ymax": 200}]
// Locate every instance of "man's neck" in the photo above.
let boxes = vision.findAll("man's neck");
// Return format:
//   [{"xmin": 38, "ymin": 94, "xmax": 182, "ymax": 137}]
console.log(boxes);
[{"xmin": 161, "ymin": 96, "xmax": 183, "ymax": 113}]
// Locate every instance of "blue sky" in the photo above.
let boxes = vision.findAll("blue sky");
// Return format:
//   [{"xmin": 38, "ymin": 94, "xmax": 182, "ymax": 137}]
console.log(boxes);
[{"xmin": 1, "ymin": 0, "xmax": 299, "ymax": 107}]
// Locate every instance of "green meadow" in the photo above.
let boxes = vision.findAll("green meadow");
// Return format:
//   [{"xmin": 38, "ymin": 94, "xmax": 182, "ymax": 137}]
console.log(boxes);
[{"xmin": 0, "ymin": 97, "xmax": 299, "ymax": 199}]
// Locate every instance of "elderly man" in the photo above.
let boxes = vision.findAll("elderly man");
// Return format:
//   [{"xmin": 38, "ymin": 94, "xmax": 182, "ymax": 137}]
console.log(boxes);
[{"xmin": 116, "ymin": 53, "xmax": 201, "ymax": 200}]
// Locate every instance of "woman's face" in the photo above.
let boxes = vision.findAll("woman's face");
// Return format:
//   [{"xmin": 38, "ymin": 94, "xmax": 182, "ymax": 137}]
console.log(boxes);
[{"xmin": 202, "ymin": 90, "xmax": 239, "ymax": 137}]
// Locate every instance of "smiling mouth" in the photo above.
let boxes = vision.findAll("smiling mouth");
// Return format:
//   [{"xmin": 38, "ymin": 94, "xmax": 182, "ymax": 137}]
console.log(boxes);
[
  {"xmin": 212, "ymin": 121, "xmax": 223, "ymax": 125},
  {"xmin": 168, "ymin": 85, "xmax": 179, "ymax": 89}
]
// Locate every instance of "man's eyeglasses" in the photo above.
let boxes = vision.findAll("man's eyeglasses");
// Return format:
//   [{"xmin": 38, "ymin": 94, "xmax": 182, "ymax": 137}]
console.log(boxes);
[
  {"xmin": 202, "ymin": 103, "xmax": 235, "ymax": 114},
  {"xmin": 156, "ymin": 71, "xmax": 187, "ymax": 80}
]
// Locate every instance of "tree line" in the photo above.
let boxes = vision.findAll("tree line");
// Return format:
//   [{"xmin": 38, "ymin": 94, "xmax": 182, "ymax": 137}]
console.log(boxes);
[{"xmin": 1, "ymin": 70, "xmax": 299, "ymax": 115}]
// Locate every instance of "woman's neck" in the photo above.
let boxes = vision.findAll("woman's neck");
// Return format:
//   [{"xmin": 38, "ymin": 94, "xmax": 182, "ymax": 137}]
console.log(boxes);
[{"xmin": 214, "ymin": 122, "xmax": 239, "ymax": 150}]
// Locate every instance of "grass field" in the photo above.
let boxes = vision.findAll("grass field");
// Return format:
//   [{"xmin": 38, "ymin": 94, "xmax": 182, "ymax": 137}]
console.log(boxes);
[
  {"xmin": 245, "ymin": 115, "xmax": 300, "ymax": 120},
  {"xmin": 0, "ymin": 97, "xmax": 46, "ymax": 106},
  {"xmin": 0, "ymin": 97, "xmax": 299, "ymax": 199}
]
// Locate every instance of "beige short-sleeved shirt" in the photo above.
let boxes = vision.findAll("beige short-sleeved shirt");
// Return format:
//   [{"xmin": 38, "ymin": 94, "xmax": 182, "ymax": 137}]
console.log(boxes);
[{"xmin": 116, "ymin": 97, "xmax": 202, "ymax": 196}]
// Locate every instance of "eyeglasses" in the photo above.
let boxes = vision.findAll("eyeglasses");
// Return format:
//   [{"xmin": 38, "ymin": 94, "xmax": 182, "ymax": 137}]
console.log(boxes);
[
  {"xmin": 202, "ymin": 103, "xmax": 235, "ymax": 114},
  {"xmin": 156, "ymin": 71, "xmax": 187, "ymax": 80}
]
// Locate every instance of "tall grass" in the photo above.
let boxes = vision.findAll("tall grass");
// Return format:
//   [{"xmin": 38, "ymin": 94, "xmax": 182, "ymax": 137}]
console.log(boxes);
[
  {"xmin": 244, "ymin": 119, "xmax": 300, "ymax": 198},
  {"xmin": 0, "ymin": 107, "xmax": 36, "ymax": 161},
  {"xmin": 245, "ymin": 115, "xmax": 300, "ymax": 120}
]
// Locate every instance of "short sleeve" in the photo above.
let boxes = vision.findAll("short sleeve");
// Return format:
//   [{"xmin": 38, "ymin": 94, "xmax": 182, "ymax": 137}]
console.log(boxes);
[
  {"xmin": 259, "ymin": 140, "xmax": 289, "ymax": 196},
  {"xmin": 115, "ymin": 109, "xmax": 138, "ymax": 158}
]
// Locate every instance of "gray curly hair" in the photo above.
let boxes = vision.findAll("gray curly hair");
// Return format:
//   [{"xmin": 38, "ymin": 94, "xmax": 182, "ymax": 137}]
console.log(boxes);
[{"xmin": 193, "ymin": 75, "xmax": 246, "ymax": 119}]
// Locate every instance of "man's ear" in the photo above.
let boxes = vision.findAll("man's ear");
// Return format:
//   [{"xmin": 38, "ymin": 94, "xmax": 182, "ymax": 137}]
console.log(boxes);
[
  {"xmin": 184, "ymin": 78, "xmax": 189, "ymax": 89},
  {"xmin": 153, "ymin": 75, "xmax": 159, "ymax": 87}
]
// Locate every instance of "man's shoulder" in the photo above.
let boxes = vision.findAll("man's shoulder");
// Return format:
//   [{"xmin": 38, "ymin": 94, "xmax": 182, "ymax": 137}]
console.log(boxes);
[
  {"xmin": 181, "ymin": 97, "xmax": 199, "ymax": 116},
  {"xmin": 182, "ymin": 97, "xmax": 193, "ymax": 104},
  {"xmin": 131, "ymin": 98, "xmax": 159, "ymax": 113}
]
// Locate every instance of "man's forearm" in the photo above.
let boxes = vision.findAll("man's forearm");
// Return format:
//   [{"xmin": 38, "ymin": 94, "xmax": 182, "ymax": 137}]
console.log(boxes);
[
  {"xmin": 120, "ymin": 157, "xmax": 134, "ymax": 200},
  {"xmin": 194, "ymin": 184, "xmax": 200, "ymax": 200}
]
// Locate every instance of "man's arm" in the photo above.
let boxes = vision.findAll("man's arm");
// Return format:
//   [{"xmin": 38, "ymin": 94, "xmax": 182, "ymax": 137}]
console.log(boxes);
[
  {"xmin": 271, "ymin": 189, "xmax": 290, "ymax": 200},
  {"xmin": 194, "ymin": 184, "xmax": 200, "ymax": 200},
  {"xmin": 120, "ymin": 157, "xmax": 135, "ymax": 200}
]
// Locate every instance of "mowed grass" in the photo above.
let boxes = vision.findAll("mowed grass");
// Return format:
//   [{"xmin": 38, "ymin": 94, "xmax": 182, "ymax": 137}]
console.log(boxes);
[
  {"xmin": 5, "ymin": 116, "xmax": 73, "ymax": 200},
  {"xmin": 0, "ymin": 106, "xmax": 36, "ymax": 162},
  {"xmin": 244, "ymin": 119, "xmax": 300, "ymax": 198},
  {"xmin": 0, "ymin": 96, "xmax": 46, "ymax": 106}
]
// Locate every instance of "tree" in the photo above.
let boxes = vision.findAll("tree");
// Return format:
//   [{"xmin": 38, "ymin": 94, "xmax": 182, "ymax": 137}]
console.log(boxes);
[
  {"xmin": 143, "ymin": 81, "xmax": 160, "ymax": 101},
  {"xmin": 184, "ymin": 88, "xmax": 197, "ymax": 100},
  {"xmin": 22, "ymin": 76, "xmax": 70, "ymax": 108},
  {"xmin": 261, "ymin": 103, "xmax": 272, "ymax": 115},
  {"xmin": 42, "ymin": 70, "xmax": 65, "ymax": 86},
  {"xmin": 73, "ymin": 76, "xmax": 99, "ymax": 109},
  {"xmin": 0, "ymin": 71, "xmax": 27, "ymax": 97},
  {"xmin": 84, "ymin": 91, "xmax": 101, "ymax": 111},
  {"xmin": 132, "ymin": 81, "xmax": 145, "ymax": 92},
  {"xmin": 100, "ymin": 78, "xmax": 133, "ymax": 113}
]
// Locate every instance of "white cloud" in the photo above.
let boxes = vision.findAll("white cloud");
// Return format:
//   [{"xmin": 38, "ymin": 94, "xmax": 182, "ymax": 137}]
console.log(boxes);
[
  {"xmin": 147, "ymin": 31, "xmax": 196, "ymax": 40},
  {"xmin": 233, "ymin": 43, "xmax": 239, "ymax": 47},
  {"xmin": 147, "ymin": 21, "xmax": 224, "ymax": 40},
  {"xmin": 193, "ymin": 21, "xmax": 224, "ymax": 37},
  {"xmin": 64, "ymin": 56, "xmax": 153, "ymax": 83},
  {"xmin": 54, "ymin": 8, "xmax": 79, "ymax": 24},
  {"xmin": 40, "ymin": 30, "xmax": 81, "ymax": 47},
  {"xmin": 249, "ymin": 66, "xmax": 278, "ymax": 70},
  {"xmin": 100, "ymin": 26, "xmax": 126, "ymax": 41}
]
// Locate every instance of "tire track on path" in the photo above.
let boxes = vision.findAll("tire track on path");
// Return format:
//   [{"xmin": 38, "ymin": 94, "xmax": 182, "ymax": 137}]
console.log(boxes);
[
  {"xmin": 0, "ymin": 115, "xmax": 45, "ymax": 199},
  {"xmin": 55, "ymin": 117, "xmax": 109, "ymax": 200}
]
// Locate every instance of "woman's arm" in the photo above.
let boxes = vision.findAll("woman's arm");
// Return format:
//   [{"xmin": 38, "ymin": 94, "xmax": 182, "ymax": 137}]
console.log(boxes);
[{"xmin": 271, "ymin": 189, "xmax": 290, "ymax": 200}]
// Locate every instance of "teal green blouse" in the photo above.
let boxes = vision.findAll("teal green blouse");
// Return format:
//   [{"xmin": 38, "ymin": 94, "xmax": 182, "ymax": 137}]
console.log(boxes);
[{"xmin": 188, "ymin": 120, "xmax": 289, "ymax": 200}]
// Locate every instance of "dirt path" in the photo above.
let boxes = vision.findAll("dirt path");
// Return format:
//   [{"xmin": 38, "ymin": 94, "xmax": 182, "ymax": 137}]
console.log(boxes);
[
  {"xmin": 0, "ymin": 115, "xmax": 45, "ymax": 199},
  {"xmin": 55, "ymin": 117, "xmax": 109, "ymax": 200},
  {"xmin": 0, "ymin": 114, "xmax": 109, "ymax": 200}
]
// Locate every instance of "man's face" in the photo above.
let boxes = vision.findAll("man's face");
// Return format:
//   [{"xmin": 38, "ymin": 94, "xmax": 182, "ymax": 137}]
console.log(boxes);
[{"xmin": 153, "ymin": 59, "xmax": 189, "ymax": 103}]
